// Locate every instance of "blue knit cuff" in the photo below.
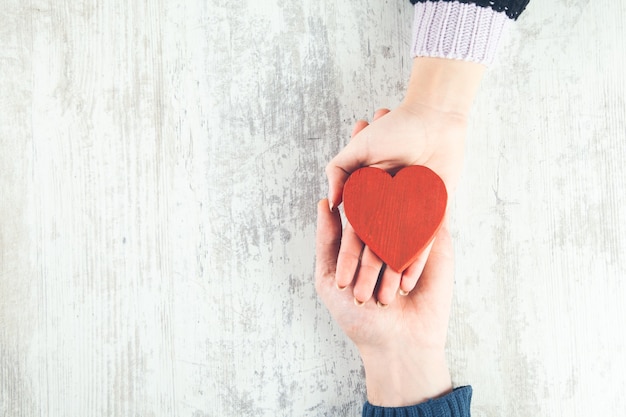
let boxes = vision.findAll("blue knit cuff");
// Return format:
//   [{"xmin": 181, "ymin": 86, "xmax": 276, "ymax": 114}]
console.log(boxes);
[{"xmin": 362, "ymin": 386, "xmax": 472, "ymax": 417}]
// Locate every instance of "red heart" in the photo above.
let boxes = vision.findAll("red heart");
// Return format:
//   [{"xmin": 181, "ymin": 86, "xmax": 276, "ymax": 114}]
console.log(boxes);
[{"xmin": 343, "ymin": 166, "xmax": 447, "ymax": 273}]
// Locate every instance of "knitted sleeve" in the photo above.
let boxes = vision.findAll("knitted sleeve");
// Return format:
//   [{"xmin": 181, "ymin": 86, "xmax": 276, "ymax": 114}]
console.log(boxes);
[
  {"xmin": 410, "ymin": 0, "xmax": 530, "ymax": 20},
  {"xmin": 409, "ymin": 0, "xmax": 531, "ymax": 64},
  {"xmin": 362, "ymin": 386, "xmax": 472, "ymax": 417}
]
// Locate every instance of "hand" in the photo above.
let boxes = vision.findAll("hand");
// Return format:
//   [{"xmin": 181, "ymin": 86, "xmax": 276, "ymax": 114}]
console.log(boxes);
[
  {"xmin": 326, "ymin": 57, "xmax": 484, "ymax": 303},
  {"xmin": 315, "ymin": 199, "xmax": 454, "ymax": 406}
]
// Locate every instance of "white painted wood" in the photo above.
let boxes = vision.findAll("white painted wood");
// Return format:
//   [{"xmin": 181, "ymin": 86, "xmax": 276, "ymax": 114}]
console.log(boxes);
[{"xmin": 1, "ymin": 0, "xmax": 624, "ymax": 416}]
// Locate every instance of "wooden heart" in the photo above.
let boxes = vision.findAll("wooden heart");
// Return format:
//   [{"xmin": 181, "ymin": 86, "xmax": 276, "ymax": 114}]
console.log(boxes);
[{"xmin": 343, "ymin": 166, "xmax": 447, "ymax": 272}]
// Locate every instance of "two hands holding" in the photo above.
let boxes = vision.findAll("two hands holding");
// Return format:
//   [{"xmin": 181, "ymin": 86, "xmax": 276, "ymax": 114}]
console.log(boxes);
[{"xmin": 314, "ymin": 57, "xmax": 483, "ymax": 408}]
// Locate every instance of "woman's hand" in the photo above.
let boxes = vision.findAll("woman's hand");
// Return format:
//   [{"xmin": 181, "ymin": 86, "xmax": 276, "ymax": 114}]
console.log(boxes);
[{"xmin": 325, "ymin": 57, "xmax": 484, "ymax": 304}]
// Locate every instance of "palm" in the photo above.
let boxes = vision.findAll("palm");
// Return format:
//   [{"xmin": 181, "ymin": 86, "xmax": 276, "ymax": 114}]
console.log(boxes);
[
  {"xmin": 325, "ymin": 106, "xmax": 464, "ymax": 305},
  {"xmin": 316, "ymin": 209, "xmax": 453, "ymax": 353},
  {"xmin": 327, "ymin": 104, "xmax": 467, "ymax": 202}
]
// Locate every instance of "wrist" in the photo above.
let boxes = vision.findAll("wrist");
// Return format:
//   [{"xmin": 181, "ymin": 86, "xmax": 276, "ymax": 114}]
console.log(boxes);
[
  {"xmin": 360, "ymin": 347, "xmax": 452, "ymax": 407},
  {"xmin": 402, "ymin": 57, "xmax": 485, "ymax": 118}
]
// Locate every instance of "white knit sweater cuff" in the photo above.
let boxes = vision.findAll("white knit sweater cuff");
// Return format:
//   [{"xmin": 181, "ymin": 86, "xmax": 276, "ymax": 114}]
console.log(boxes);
[{"xmin": 411, "ymin": 1, "xmax": 511, "ymax": 65}]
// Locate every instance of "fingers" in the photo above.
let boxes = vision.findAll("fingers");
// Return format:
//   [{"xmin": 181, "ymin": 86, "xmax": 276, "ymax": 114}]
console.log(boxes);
[
  {"xmin": 352, "ymin": 247, "xmax": 384, "ymax": 304},
  {"xmin": 373, "ymin": 108, "xmax": 390, "ymax": 120},
  {"xmin": 375, "ymin": 265, "xmax": 402, "ymax": 306},
  {"xmin": 399, "ymin": 239, "xmax": 435, "ymax": 295},
  {"xmin": 410, "ymin": 222, "xmax": 454, "ymax": 304},
  {"xmin": 351, "ymin": 109, "xmax": 388, "ymax": 138},
  {"xmin": 326, "ymin": 126, "xmax": 365, "ymax": 210},
  {"xmin": 352, "ymin": 109, "xmax": 389, "ymax": 139},
  {"xmin": 335, "ymin": 223, "xmax": 363, "ymax": 289},
  {"xmin": 326, "ymin": 109, "xmax": 397, "ymax": 305},
  {"xmin": 314, "ymin": 199, "xmax": 343, "ymax": 290},
  {"xmin": 325, "ymin": 108, "xmax": 390, "ymax": 210},
  {"xmin": 351, "ymin": 120, "xmax": 369, "ymax": 138}
]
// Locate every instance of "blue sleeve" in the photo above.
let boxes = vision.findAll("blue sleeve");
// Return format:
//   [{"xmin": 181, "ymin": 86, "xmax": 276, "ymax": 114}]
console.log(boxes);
[{"xmin": 362, "ymin": 386, "xmax": 472, "ymax": 417}]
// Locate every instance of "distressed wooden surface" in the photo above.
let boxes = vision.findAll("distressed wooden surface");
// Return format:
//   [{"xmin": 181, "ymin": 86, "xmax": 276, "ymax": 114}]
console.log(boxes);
[{"xmin": 0, "ymin": 1, "xmax": 624, "ymax": 416}]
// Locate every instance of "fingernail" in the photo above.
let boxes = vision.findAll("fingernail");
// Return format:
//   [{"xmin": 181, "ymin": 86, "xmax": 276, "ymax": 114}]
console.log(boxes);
[
  {"xmin": 376, "ymin": 301, "xmax": 388, "ymax": 309},
  {"xmin": 353, "ymin": 297, "xmax": 364, "ymax": 306},
  {"xmin": 336, "ymin": 282, "xmax": 347, "ymax": 291},
  {"xmin": 329, "ymin": 200, "xmax": 335, "ymax": 212},
  {"xmin": 399, "ymin": 289, "xmax": 409, "ymax": 296}
]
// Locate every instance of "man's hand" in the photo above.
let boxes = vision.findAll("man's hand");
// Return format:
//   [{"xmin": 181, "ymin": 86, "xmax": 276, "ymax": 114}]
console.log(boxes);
[{"xmin": 315, "ymin": 199, "xmax": 455, "ymax": 406}]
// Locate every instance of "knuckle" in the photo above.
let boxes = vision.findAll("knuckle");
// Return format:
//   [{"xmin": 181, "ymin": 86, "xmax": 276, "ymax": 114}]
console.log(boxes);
[
  {"xmin": 337, "ymin": 250, "xmax": 361, "ymax": 265},
  {"xmin": 360, "ymin": 263, "xmax": 382, "ymax": 275}
]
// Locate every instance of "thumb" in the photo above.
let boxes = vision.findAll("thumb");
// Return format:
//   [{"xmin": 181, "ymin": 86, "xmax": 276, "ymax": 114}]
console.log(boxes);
[
  {"xmin": 325, "ymin": 140, "xmax": 367, "ymax": 210},
  {"xmin": 326, "ymin": 110, "xmax": 389, "ymax": 210}
]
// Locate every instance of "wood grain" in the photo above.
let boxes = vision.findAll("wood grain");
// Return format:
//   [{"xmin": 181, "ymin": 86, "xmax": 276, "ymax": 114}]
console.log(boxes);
[
  {"xmin": 1, "ymin": 1, "xmax": 625, "ymax": 416},
  {"xmin": 343, "ymin": 166, "xmax": 447, "ymax": 272}
]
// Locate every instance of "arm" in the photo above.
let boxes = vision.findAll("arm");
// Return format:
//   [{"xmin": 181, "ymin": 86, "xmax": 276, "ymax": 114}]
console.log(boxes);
[
  {"xmin": 326, "ymin": 59, "xmax": 482, "ymax": 308},
  {"xmin": 317, "ymin": 118, "xmax": 460, "ymax": 408},
  {"xmin": 315, "ymin": 196, "xmax": 468, "ymax": 413},
  {"xmin": 325, "ymin": 0, "xmax": 531, "ymax": 305}
]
